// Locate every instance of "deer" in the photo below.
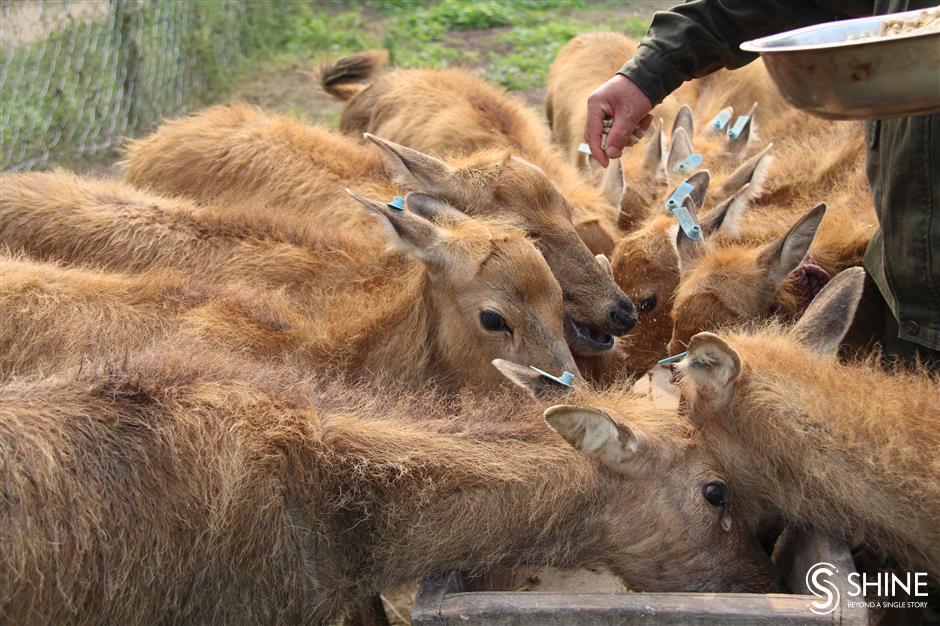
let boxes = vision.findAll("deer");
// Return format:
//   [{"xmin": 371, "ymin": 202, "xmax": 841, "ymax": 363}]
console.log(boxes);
[
  {"xmin": 672, "ymin": 268, "xmax": 940, "ymax": 577},
  {"xmin": 0, "ymin": 173, "xmax": 576, "ymax": 389},
  {"xmin": 320, "ymin": 55, "xmax": 622, "ymax": 256},
  {"xmin": 0, "ymin": 343, "xmax": 779, "ymax": 624},
  {"xmin": 121, "ymin": 105, "xmax": 637, "ymax": 357}
]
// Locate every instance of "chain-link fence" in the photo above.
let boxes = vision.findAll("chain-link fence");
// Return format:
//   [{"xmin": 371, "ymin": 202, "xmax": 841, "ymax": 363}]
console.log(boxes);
[{"xmin": 1, "ymin": 0, "xmax": 250, "ymax": 172}]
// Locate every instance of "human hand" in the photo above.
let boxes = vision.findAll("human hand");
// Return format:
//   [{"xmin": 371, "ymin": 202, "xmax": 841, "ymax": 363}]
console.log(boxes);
[{"xmin": 585, "ymin": 74, "xmax": 654, "ymax": 168}]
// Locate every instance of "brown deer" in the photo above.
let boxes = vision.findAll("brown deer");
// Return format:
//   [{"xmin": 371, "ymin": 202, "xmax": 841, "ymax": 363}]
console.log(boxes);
[
  {"xmin": 122, "ymin": 105, "xmax": 636, "ymax": 356},
  {"xmin": 0, "ymin": 344, "xmax": 778, "ymax": 624},
  {"xmin": 673, "ymin": 268, "xmax": 940, "ymax": 577},
  {"xmin": 667, "ymin": 187, "xmax": 877, "ymax": 355},
  {"xmin": 321, "ymin": 59, "xmax": 622, "ymax": 256},
  {"xmin": 545, "ymin": 31, "xmax": 778, "ymax": 232},
  {"xmin": 610, "ymin": 115, "xmax": 866, "ymax": 360},
  {"xmin": 0, "ymin": 174, "xmax": 576, "ymax": 388}
]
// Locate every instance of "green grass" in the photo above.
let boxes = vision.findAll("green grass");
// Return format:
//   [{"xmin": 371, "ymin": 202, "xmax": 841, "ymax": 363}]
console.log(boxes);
[
  {"xmin": 487, "ymin": 16, "xmax": 647, "ymax": 89},
  {"xmin": 231, "ymin": 0, "xmax": 652, "ymax": 91}
]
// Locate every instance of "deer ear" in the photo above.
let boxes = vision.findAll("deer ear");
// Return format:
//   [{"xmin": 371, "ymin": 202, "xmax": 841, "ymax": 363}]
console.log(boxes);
[
  {"xmin": 347, "ymin": 189, "xmax": 446, "ymax": 265},
  {"xmin": 758, "ymin": 203, "xmax": 826, "ymax": 287},
  {"xmin": 680, "ymin": 332, "xmax": 741, "ymax": 407},
  {"xmin": 404, "ymin": 192, "xmax": 468, "ymax": 225},
  {"xmin": 642, "ymin": 119, "xmax": 667, "ymax": 182},
  {"xmin": 701, "ymin": 182, "xmax": 751, "ymax": 239},
  {"xmin": 617, "ymin": 184, "xmax": 649, "ymax": 232},
  {"xmin": 600, "ymin": 157, "xmax": 624, "ymax": 208},
  {"xmin": 595, "ymin": 253, "xmax": 613, "ymax": 278},
  {"xmin": 684, "ymin": 170, "xmax": 710, "ymax": 209},
  {"xmin": 719, "ymin": 142, "xmax": 773, "ymax": 197},
  {"xmin": 790, "ymin": 267, "xmax": 866, "ymax": 356},
  {"xmin": 492, "ymin": 359, "xmax": 573, "ymax": 399},
  {"xmin": 666, "ymin": 126, "xmax": 693, "ymax": 175},
  {"xmin": 671, "ymin": 104, "xmax": 694, "ymax": 139},
  {"xmin": 543, "ymin": 405, "xmax": 638, "ymax": 474},
  {"xmin": 575, "ymin": 218, "xmax": 617, "ymax": 256},
  {"xmin": 365, "ymin": 133, "xmax": 455, "ymax": 192}
]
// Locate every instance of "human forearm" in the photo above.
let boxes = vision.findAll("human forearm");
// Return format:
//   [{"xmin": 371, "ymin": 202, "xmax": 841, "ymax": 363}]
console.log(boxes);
[{"xmin": 621, "ymin": 0, "xmax": 859, "ymax": 104}]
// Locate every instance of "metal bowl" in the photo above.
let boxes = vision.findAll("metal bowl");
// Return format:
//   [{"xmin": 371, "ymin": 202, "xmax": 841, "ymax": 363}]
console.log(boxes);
[{"xmin": 741, "ymin": 9, "xmax": 940, "ymax": 120}]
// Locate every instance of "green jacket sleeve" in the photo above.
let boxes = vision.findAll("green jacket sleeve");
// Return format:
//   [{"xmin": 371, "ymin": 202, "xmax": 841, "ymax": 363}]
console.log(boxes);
[{"xmin": 620, "ymin": 1, "xmax": 868, "ymax": 105}]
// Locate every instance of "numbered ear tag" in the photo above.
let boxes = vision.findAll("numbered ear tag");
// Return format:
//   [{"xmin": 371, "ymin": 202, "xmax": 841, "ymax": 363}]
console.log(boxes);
[
  {"xmin": 727, "ymin": 115, "xmax": 750, "ymax": 141},
  {"xmin": 673, "ymin": 152, "xmax": 703, "ymax": 173},
  {"xmin": 672, "ymin": 202, "xmax": 702, "ymax": 241},
  {"xmin": 666, "ymin": 181, "xmax": 695, "ymax": 211},
  {"xmin": 577, "ymin": 142, "xmax": 592, "ymax": 155},
  {"xmin": 386, "ymin": 196, "xmax": 406, "ymax": 211},
  {"xmin": 656, "ymin": 351, "xmax": 688, "ymax": 365},
  {"xmin": 665, "ymin": 180, "xmax": 702, "ymax": 241},
  {"xmin": 709, "ymin": 107, "xmax": 733, "ymax": 132},
  {"xmin": 529, "ymin": 366, "xmax": 575, "ymax": 387}
]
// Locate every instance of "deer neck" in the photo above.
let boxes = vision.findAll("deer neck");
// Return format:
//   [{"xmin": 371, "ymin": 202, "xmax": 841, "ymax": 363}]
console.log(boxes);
[
  {"xmin": 319, "ymin": 414, "xmax": 612, "ymax": 588},
  {"xmin": 719, "ymin": 356, "xmax": 940, "ymax": 569},
  {"xmin": 350, "ymin": 265, "xmax": 438, "ymax": 384}
]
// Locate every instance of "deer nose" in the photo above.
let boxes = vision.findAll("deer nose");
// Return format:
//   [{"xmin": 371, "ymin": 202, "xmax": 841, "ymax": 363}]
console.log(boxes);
[{"xmin": 608, "ymin": 298, "xmax": 637, "ymax": 335}]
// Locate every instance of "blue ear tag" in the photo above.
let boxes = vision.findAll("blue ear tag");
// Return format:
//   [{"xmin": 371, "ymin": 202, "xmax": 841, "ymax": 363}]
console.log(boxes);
[
  {"xmin": 709, "ymin": 109, "xmax": 733, "ymax": 132},
  {"xmin": 666, "ymin": 181, "xmax": 695, "ymax": 211},
  {"xmin": 672, "ymin": 203, "xmax": 702, "ymax": 241},
  {"xmin": 673, "ymin": 152, "xmax": 703, "ymax": 173},
  {"xmin": 577, "ymin": 142, "xmax": 592, "ymax": 155},
  {"xmin": 529, "ymin": 366, "xmax": 575, "ymax": 387},
  {"xmin": 664, "ymin": 181, "xmax": 702, "ymax": 241},
  {"xmin": 727, "ymin": 115, "xmax": 750, "ymax": 141},
  {"xmin": 386, "ymin": 196, "xmax": 405, "ymax": 211},
  {"xmin": 656, "ymin": 351, "xmax": 687, "ymax": 365}
]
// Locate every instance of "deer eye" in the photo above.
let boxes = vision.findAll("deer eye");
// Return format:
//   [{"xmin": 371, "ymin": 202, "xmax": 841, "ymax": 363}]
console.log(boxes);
[
  {"xmin": 702, "ymin": 482, "xmax": 728, "ymax": 507},
  {"xmin": 638, "ymin": 295, "xmax": 657, "ymax": 313},
  {"xmin": 480, "ymin": 310, "xmax": 511, "ymax": 334}
]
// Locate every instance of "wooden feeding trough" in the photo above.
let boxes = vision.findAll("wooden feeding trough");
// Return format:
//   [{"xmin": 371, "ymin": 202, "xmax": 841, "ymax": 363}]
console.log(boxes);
[{"xmin": 412, "ymin": 529, "xmax": 869, "ymax": 625}]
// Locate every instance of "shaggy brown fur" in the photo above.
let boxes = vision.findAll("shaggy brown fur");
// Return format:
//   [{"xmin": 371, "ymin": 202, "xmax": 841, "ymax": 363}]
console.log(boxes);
[
  {"xmin": 676, "ymin": 272, "xmax": 940, "ymax": 576},
  {"xmin": 121, "ymin": 105, "xmax": 634, "ymax": 355},
  {"xmin": 0, "ymin": 345, "xmax": 778, "ymax": 623},
  {"xmin": 0, "ymin": 174, "xmax": 576, "ymax": 388},
  {"xmin": 325, "ymin": 63, "xmax": 621, "ymax": 255},
  {"xmin": 0, "ymin": 253, "xmax": 342, "ymax": 382},
  {"xmin": 668, "ymin": 172, "xmax": 877, "ymax": 354}
]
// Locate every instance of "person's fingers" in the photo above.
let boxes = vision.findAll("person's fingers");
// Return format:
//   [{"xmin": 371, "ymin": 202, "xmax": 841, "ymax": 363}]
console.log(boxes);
[
  {"xmin": 627, "ymin": 114, "xmax": 654, "ymax": 141},
  {"xmin": 584, "ymin": 99, "xmax": 610, "ymax": 168},
  {"xmin": 604, "ymin": 109, "xmax": 634, "ymax": 160}
]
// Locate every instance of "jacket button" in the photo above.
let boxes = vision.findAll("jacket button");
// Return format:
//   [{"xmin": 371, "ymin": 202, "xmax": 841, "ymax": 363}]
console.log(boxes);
[{"xmin": 904, "ymin": 320, "xmax": 920, "ymax": 336}]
